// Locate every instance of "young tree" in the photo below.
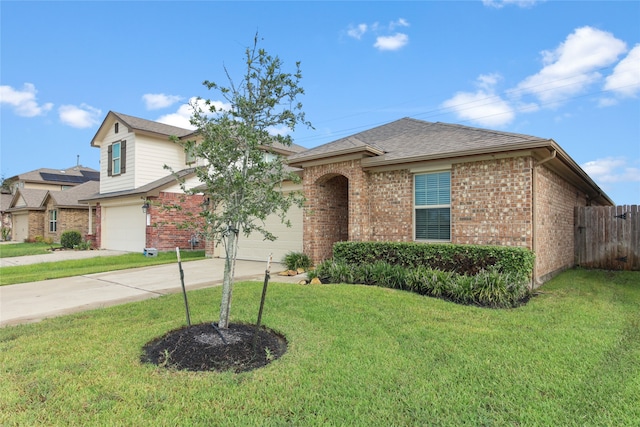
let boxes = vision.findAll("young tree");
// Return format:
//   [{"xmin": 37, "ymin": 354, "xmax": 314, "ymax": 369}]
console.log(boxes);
[{"xmin": 174, "ymin": 34, "xmax": 311, "ymax": 328}]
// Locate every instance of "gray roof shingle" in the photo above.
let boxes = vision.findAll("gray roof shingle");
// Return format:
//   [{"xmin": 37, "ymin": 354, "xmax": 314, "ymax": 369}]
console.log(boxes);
[{"xmin": 288, "ymin": 118, "xmax": 550, "ymax": 166}]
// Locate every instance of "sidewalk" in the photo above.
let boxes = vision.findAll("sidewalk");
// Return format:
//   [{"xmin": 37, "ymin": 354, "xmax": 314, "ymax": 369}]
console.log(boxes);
[{"xmin": 0, "ymin": 256, "xmax": 302, "ymax": 327}]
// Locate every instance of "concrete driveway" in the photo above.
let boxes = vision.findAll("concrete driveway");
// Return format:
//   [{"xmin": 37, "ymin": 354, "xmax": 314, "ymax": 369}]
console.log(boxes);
[{"xmin": 0, "ymin": 250, "xmax": 301, "ymax": 327}]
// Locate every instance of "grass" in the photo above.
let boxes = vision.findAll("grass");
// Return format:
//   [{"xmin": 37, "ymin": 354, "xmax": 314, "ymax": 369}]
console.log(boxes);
[
  {"xmin": 0, "ymin": 251, "xmax": 206, "ymax": 286},
  {"xmin": 0, "ymin": 242, "xmax": 62, "ymax": 258},
  {"xmin": 1, "ymin": 268, "xmax": 638, "ymax": 426}
]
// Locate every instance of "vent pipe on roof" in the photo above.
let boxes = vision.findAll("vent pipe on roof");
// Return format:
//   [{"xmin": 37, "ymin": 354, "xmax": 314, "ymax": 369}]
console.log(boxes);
[{"xmin": 75, "ymin": 155, "xmax": 80, "ymax": 170}]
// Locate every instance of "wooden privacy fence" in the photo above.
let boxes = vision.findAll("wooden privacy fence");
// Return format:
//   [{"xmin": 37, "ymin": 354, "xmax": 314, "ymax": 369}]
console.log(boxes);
[{"xmin": 574, "ymin": 205, "xmax": 639, "ymax": 271}]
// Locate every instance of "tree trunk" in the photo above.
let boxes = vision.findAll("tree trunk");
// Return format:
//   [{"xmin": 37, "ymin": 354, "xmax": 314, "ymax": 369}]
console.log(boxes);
[{"xmin": 218, "ymin": 227, "xmax": 239, "ymax": 329}]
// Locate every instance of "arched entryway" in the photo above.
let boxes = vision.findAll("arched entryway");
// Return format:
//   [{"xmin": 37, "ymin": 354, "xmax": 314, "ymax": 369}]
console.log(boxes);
[{"xmin": 309, "ymin": 173, "xmax": 349, "ymax": 262}]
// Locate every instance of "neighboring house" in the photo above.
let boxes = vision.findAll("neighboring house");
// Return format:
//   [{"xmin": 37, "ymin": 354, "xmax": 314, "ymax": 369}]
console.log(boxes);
[
  {"xmin": 6, "ymin": 181, "xmax": 98, "ymax": 242},
  {"xmin": 81, "ymin": 111, "xmax": 305, "ymax": 257},
  {"xmin": 287, "ymin": 118, "xmax": 613, "ymax": 285},
  {"xmin": 2, "ymin": 165, "xmax": 99, "ymax": 240},
  {"xmin": 4, "ymin": 165, "xmax": 99, "ymax": 194},
  {"xmin": 1, "ymin": 192, "xmax": 12, "ymax": 240}
]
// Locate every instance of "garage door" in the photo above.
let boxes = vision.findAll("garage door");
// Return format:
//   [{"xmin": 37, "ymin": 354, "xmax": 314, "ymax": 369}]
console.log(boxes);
[
  {"xmin": 235, "ymin": 204, "xmax": 303, "ymax": 262},
  {"xmin": 12, "ymin": 213, "xmax": 28, "ymax": 242},
  {"xmin": 101, "ymin": 204, "xmax": 146, "ymax": 252}
]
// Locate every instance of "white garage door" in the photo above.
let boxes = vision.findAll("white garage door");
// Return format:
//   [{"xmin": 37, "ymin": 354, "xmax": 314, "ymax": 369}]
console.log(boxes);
[
  {"xmin": 235, "ymin": 204, "xmax": 303, "ymax": 263},
  {"xmin": 101, "ymin": 204, "xmax": 146, "ymax": 252},
  {"xmin": 12, "ymin": 213, "xmax": 28, "ymax": 242}
]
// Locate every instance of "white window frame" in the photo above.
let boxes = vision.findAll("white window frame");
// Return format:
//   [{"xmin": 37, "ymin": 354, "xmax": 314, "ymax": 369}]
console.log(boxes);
[
  {"xmin": 414, "ymin": 171, "xmax": 451, "ymax": 242},
  {"xmin": 49, "ymin": 209, "xmax": 58, "ymax": 233},
  {"xmin": 112, "ymin": 141, "xmax": 121, "ymax": 175}
]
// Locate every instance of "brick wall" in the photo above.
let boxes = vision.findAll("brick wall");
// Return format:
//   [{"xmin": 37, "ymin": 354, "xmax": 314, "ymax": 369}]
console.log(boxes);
[
  {"xmin": 146, "ymin": 192, "xmax": 206, "ymax": 251},
  {"xmin": 534, "ymin": 164, "xmax": 587, "ymax": 283},
  {"xmin": 452, "ymin": 156, "xmax": 533, "ymax": 248},
  {"xmin": 43, "ymin": 199, "xmax": 95, "ymax": 243},
  {"xmin": 302, "ymin": 160, "xmax": 370, "ymax": 262},
  {"xmin": 28, "ymin": 211, "xmax": 45, "ymax": 240},
  {"xmin": 368, "ymin": 169, "xmax": 413, "ymax": 241}
]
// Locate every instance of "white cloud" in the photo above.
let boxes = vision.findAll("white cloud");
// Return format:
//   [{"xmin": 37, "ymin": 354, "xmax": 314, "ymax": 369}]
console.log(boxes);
[
  {"xmin": 602, "ymin": 44, "xmax": 640, "ymax": 99},
  {"xmin": 0, "ymin": 83, "xmax": 53, "ymax": 117},
  {"xmin": 142, "ymin": 93, "xmax": 183, "ymax": 110},
  {"xmin": 582, "ymin": 157, "xmax": 640, "ymax": 184},
  {"xmin": 58, "ymin": 104, "xmax": 101, "ymax": 128},
  {"xmin": 389, "ymin": 18, "xmax": 409, "ymax": 30},
  {"xmin": 345, "ymin": 19, "xmax": 410, "ymax": 51},
  {"xmin": 441, "ymin": 73, "xmax": 515, "ymax": 127},
  {"xmin": 482, "ymin": 0, "xmax": 542, "ymax": 8},
  {"xmin": 156, "ymin": 97, "xmax": 231, "ymax": 129},
  {"xmin": 266, "ymin": 125, "xmax": 291, "ymax": 137},
  {"xmin": 347, "ymin": 23, "xmax": 367, "ymax": 40},
  {"xmin": 516, "ymin": 26, "xmax": 627, "ymax": 106},
  {"xmin": 374, "ymin": 33, "xmax": 409, "ymax": 51}
]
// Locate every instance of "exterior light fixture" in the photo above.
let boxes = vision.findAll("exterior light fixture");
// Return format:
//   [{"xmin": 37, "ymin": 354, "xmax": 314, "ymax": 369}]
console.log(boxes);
[{"xmin": 142, "ymin": 201, "xmax": 150, "ymax": 213}]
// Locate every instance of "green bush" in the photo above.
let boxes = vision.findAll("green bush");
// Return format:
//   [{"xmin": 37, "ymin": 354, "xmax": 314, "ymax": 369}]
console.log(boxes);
[
  {"xmin": 333, "ymin": 241, "xmax": 535, "ymax": 280},
  {"xmin": 60, "ymin": 230, "xmax": 82, "ymax": 249},
  {"xmin": 311, "ymin": 260, "xmax": 531, "ymax": 308},
  {"xmin": 282, "ymin": 251, "xmax": 312, "ymax": 271}
]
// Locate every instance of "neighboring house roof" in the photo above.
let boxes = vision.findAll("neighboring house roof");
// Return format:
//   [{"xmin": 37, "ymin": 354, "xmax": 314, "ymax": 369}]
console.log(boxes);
[
  {"xmin": 8, "ymin": 189, "xmax": 49, "ymax": 212},
  {"xmin": 48, "ymin": 181, "xmax": 100, "ymax": 208},
  {"xmin": 287, "ymin": 117, "xmax": 613, "ymax": 205},
  {"xmin": 1, "ymin": 193, "xmax": 13, "ymax": 213},
  {"xmin": 80, "ymin": 168, "xmax": 198, "ymax": 203},
  {"xmin": 92, "ymin": 111, "xmax": 307, "ymax": 155},
  {"xmin": 5, "ymin": 166, "xmax": 99, "ymax": 186}
]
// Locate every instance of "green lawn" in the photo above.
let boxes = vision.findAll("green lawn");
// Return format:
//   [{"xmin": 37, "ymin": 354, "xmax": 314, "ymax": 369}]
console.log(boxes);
[
  {"xmin": 0, "ymin": 251, "xmax": 206, "ymax": 286},
  {"xmin": 1, "ymin": 269, "xmax": 638, "ymax": 426},
  {"xmin": 0, "ymin": 242, "xmax": 62, "ymax": 257}
]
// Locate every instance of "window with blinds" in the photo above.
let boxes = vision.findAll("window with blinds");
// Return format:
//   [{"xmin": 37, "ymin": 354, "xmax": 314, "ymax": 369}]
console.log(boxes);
[{"xmin": 414, "ymin": 171, "xmax": 451, "ymax": 241}]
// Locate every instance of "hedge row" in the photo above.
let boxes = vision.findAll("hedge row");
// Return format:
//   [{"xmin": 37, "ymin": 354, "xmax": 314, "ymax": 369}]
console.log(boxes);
[
  {"xmin": 332, "ymin": 241, "xmax": 535, "ymax": 280},
  {"xmin": 310, "ymin": 260, "xmax": 531, "ymax": 308}
]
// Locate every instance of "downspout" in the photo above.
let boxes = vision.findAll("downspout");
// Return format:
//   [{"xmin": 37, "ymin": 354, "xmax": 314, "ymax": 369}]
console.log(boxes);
[{"xmin": 531, "ymin": 149, "xmax": 557, "ymax": 288}]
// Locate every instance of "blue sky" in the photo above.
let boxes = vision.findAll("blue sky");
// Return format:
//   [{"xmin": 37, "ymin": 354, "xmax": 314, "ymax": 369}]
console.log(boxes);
[{"xmin": 1, "ymin": 0, "xmax": 639, "ymax": 204}]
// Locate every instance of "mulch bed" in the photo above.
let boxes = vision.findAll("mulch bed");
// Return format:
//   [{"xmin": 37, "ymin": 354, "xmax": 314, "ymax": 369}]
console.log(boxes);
[{"xmin": 141, "ymin": 323, "xmax": 287, "ymax": 372}]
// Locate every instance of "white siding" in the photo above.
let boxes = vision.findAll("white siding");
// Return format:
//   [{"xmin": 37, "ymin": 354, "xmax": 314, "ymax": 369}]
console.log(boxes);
[
  {"xmin": 134, "ymin": 135, "xmax": 187, "ymax": 188},
  {"xmin": 98, "ymin": 128, "xmax": 136, "ymax": 194}
]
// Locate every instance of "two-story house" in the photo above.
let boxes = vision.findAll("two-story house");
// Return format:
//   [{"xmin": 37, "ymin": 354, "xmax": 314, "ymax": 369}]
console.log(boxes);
[{"xmin": 82, "ymin": 111, "xmax": 306, "ymax": 259}]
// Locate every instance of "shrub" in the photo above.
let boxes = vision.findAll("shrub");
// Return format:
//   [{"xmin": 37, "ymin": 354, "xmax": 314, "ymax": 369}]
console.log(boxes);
[
  {"xmin": 312, "ymin": 259, "xmax": 531, "ymax": 309},
  {"xmin": 282, "ymin": 252, "xmax": 312, "ymax": 271},
  {"xmin": 61, "ymin": 230, "xmax": 82, "ymax": 249},
  {"xmin": 333, "ymin": 241, "xmax": 534, "ymax": 280}
]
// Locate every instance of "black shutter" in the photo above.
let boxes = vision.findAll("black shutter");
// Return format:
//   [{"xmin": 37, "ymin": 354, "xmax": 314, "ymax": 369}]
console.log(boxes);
[
  {"xmin": 107, "ymin": 145, "xmax": 113, "ymax": 176},
  {"xmin": 121, "ymin": 140, "xmax": 127, "ymax": 174}
]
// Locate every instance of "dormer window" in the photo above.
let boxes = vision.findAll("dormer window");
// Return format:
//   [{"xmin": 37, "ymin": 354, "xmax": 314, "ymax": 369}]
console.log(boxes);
[{"xmin": 115, "ymin": 123, "xmax": 119, "ymax": 134}]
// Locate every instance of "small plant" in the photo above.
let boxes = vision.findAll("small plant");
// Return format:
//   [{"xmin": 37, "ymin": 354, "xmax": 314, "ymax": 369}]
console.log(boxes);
[
  {"xmin": 264, "ymin": 347, "xmax": 274, "ymax": 362},
  {"xmin": 1, "ymin": 227, "xmax": 11, "ymax": 241},
  {"xmin": 76, "ymin": 240, "xmax": 92, "ymax": 251},
  {"xmin": 60, "ymin": 231, "xmax": 82, "ymax": 249},
  {"xmin": 282, "ymin": 252, "xmax": 312, "ymax": 271}
]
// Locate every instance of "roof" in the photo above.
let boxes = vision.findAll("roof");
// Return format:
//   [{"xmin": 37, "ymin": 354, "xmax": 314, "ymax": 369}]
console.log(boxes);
[
  {"xmin": 288, "ymin": 118, "xmax": 550, "ymax": 166},
  {"xmin": 92, "ymin": 111, "xmax": 307, "ymax": 155},
  {"xmin": 287, "ymin": 117, "xmax": 613, "ymax": 205},
  {"xmin": 8, "ymin": 189, "xmax": 49, "ymax": 211},
  {"xmin": 80, "ymin": 168, "xmax": 198, "ymax": 203},
  {"xmin": 1, "ymin": 193, "xmax": 13, "ymax": 212},
  {"xmin": 48, "ymin": 181, "xmax": 100, "ymax": 208},
  {"xmin": 6, "ymin": 166, "xmax": 99, "ymax": 185}
]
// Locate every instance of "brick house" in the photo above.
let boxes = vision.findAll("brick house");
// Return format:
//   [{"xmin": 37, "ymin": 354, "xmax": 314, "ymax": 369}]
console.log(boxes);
[
  {"xmin": 7, "ymin": 181, "xmax": 98, "ymax": 243},
  {"xmin": 2, "ymin": 165, "xmax": 99, "ymax": 241},
  {"xmin": 287, "ymin": 118, "xmax": 613, "ymax": 285}
]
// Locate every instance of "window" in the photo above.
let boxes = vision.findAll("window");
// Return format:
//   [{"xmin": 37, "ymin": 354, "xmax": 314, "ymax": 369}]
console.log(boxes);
[
  {"xmin": 107, "ymin": 140, "xmax": 126, "ymax": 176},
  {"xmin": 414, "ymin": 171, "xmax": 451, "ymax": 241},
  {"xmin": 185, "ymin": 145, "xmax": 196, "ymax": 165},
  {"xmin": 49, "ymin": 209, "xmax": 58, "ymax": 233}
]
